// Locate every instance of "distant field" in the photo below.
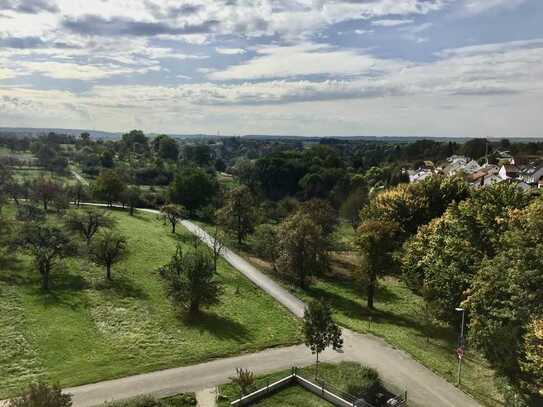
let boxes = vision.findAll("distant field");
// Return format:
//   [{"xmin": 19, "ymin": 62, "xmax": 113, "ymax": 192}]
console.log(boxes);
[{"xmin": 0, "ymin": 209, "xmax": 301, "ymax": 398}]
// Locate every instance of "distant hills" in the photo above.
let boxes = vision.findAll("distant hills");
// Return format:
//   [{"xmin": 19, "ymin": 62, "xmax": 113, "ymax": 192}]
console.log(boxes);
[{"xmin": 0, "ymin": 127, "xmax": 541, "ymax": 143}]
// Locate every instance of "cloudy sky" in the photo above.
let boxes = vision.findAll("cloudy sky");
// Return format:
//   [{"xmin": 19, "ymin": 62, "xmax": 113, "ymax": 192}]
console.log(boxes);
[{"xmin": 0, "ymin": 0, "xmax": 542, "ymax": 137}]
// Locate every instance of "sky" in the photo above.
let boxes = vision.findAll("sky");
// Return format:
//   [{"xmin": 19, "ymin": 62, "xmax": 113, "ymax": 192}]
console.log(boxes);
[{"xmin": 0, "ymin": 0, "xmax": 542, "ymax": 138}]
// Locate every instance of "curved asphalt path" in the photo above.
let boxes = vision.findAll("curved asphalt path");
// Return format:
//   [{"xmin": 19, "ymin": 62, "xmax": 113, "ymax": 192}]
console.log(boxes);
[{"xmin": 62, "ymin": 203, "xmax": 480, "ymax": 407}]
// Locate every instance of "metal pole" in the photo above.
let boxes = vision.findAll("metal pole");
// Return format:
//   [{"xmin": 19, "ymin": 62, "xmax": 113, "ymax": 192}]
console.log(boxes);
[{"xmin": 457, "ymin": 309, "xmax": 465, "ymax": 386}]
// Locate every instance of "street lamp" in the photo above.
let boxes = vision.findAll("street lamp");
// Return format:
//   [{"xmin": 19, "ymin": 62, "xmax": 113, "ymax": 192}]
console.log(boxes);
[{"xmin": 455, "ymin": 307, "xmax": 465, "ymax": 386}]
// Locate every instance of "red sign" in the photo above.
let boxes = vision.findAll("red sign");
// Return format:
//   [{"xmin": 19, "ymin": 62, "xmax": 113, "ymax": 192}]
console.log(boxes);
[{"xmin": 457, "ymin": 346, "xmax": 465, "ymax": 360}]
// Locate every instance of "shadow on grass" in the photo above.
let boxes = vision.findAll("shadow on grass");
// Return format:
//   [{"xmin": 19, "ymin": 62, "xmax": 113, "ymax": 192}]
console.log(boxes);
[
  {"xmin": 94, "ymin": 275, "xmax": 148, "ymax": 300},
  {"xmin": 184, "ymin": 311, "xmax": 253, "ymax": 342},
  {"xmin": 305, "ymin": 283, "xmax": 454, "ymax": 344}
]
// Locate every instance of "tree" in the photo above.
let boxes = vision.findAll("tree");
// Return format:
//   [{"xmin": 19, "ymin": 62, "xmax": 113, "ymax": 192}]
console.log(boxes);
[
  {"xmin": 211, "ymin": 225, "xmax": 225, "ymax": 272},
  {"xmin": 230, "ymin": 368, "xmax": 256, "ymax": 397},
  {"xmin": 339, "ymin": 187, "xmax": 368, "ymax": 228},
  {"xmin": 251, "ymin": 223, "xmax": 279, "ymax": 270},
  {"xmin": 158, "ymin": 136, "xmax": 179, "ymax": 161},
  {"xmin": 160, "ymin": 204, "xmax": 186, "ymax": 234},
  {"xmin": 65, "ymin": 208, "xmax": 115, "ymax": 245},
  {"xmin": 169, "ymin": 167, "xmax": 218, "ymax": 215},
  {"xmin": 355, "ymin": 220, "xmax": 399, "ymax": 309},
  {"xmin": 67, "ymin": 182, "xmax": 88, "ymax": 208},
  {"xmin": 90, "ymin": 230, "xmax": 128, "ymax": 280},
  {"xmin": 8, "ymin": 382, "xmax": 72, "ymax": 407},
  {"xmin": 124, "ymin": 186, "xmax": 141, "ymax": 216},
  {"xmin": 299, "ymin": 199, "xmax": 338, "ymax": 237},
  {"xmin": 17, "ymin": 224, "xmax": 73, "ymax": 290},
  {"xmin": 31, "ymin": 177, "xmax": 62, "ymax": 211},
  {"xmin": 303, "ymin": 299, "xmax": 343, "ymax": 378},
  {"xmin": 276, "ymin": 212, "xmax": 329, "ymax": 288},
  {"xmin": 217, "ymin": 185, "xmax": 258, "ymax": 245},
  {"xmin": 159, "ymin": 248, "xmax": 223, "ymax": 315},
  {"xmin": 93, "ymin": 169, "xmax": 126, "ymax": 207}
]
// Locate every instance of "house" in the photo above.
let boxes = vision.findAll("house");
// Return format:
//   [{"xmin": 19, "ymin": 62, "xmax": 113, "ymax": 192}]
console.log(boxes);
[
  {"xmin": 521, "ymin": 165, "xmax": 543, "ymax": 185},
  {"xmin": 463, "ymin": 160, "xmax": 482, "ymax": 174},
  {"xmin": 484, "ymin": 174, "xmax": 503, "ymax": 187},
  {"xmin": 467, "ymin": 170, "xmax": 487, "ymax": 188},
  {"xmin": 499, "ymin": 164, "xmax": 520, "ymax": 180},
  {"xmin": 409, "ymin": 169, "xmax": 433, "ymax": 183}
]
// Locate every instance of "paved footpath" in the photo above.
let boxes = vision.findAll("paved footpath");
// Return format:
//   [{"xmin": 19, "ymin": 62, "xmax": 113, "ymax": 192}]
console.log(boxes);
[{"xmin": 65, "ymin": 205, "xmax": 480, "ymax": 407}]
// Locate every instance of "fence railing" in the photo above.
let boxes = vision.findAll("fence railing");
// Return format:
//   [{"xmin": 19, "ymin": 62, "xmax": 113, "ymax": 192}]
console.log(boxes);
[{"xmin": 230, "ymin": 367, "xmax": 408, "ymax": 407}]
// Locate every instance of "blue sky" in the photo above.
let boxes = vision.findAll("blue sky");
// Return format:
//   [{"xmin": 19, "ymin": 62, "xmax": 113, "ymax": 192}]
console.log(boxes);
[{"xmin": 0, "ymin": 0, "xmax": 542, "ymax": 137}]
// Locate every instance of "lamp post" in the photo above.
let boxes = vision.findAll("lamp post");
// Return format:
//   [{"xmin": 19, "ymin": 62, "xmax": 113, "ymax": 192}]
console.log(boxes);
[{"xmin": 455, "ymin": 307, "xmax": 465, "ymax": 386}]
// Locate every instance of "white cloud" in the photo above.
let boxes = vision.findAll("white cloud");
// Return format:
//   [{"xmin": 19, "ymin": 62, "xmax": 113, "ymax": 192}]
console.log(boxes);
[
  {"xmin": 371, "ymin": 19, "xmax": 414, "ymax": 27},
  {"xmin": 215, "ymin": 47, "xmax": 246, "ymax": 55},
  {"xmin": 209, "ymin": 43, "xmax": 404, "ymax": 81},
  {"xmin": 16, "ymin": 61, "xmax": 159, "ymax": 80},
  {"xmin": 462, "ymin": 0, "xmax": 528, "ymax": 15}
]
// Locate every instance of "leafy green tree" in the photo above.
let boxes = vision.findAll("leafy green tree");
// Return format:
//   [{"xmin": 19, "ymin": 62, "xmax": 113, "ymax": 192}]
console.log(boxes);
[
  {"xmin": 303, "ymin": 299, "xmax": 343, "ymax": 377},
  {"xmin": 339, "ymin": 186, "xmax": 368, "ymax": 228},
  {"xmin": 355, "ymin": 220, "xmax": 399, "ymax": 309},
  {"xmin": 160, "ymin": 247, "xmax": 223, "ymax": 315},
  {"xmin": 65, "ymin": 208, "xmax": 115, "ymax": 245},
  {"xmin": 93, "ymin": 169, "xmax": 126, "ymax": 207},
  {"xmin": 217, "ymin": 185, "xmax": 258, "ymax": 245},
  {"xmin": 251, "ymin": 223, "xmax": 279, "ymax": 270},
  {"xmin": 299, "ymin": 199, "xmax": 338, "ymax": 237},
  {"xmin": 31, "ymin": 177, "xmax": 62, "ymax": 211},
  {"xmin": 90, "ymin": 230, "xmax": 128, "ymax": 280},
  {"xmin": 276, "ymin": 212, "xmax": 329, "ymax": 288},
  {"xmin": 160, "ymin": 204, "xmax": 186, "ymax": 234},
  {"xmin": 158, "ymin": 136, "xmax": 179, "ymax": 161},
  {"xmin": 17, "ymin": 224, "xmax": 73, "ymax": 290},
  {"xmin": 169, "ymin": 167, "xmax": 217, "ymax": 215},
  {"xmin": 8, "ymin": 382, "xmax": 72, "ymax": 407},
  {"xmin": 124, "ymin": 186, "xmax": 141, "ymax": 216}
]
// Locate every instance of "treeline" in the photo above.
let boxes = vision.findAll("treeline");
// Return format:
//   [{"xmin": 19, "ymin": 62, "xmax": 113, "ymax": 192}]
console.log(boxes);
[{"xmin": 357, "ymin": 178, "xmax": 542, "ymax": 405}]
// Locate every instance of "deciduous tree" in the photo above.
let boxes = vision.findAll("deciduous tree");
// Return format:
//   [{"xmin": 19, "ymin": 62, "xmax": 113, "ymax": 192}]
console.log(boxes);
[
  {"xmin": 303, "ymin": 299, "xmax": 343, "ymax": 378},
  {"xmin": 90, "ymin": 230, "xmax": 128, "ymax": 280},
  {"xmin": 65, "ymin": 208, "xmax": 115, "ymax": 245},
  {"xmin": 160, "ymin": 204, "xmax": 186, "ymax": 234},
  {"xmin": 217, "ymin": 185, "xmax": 258, "ymax": 245},
  {"xmin": 355, "ymin": 220, "xmax": 399, "ymax": 309}
]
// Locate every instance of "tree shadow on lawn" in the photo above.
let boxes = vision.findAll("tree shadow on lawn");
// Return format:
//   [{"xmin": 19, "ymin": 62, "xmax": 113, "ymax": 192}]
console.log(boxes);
[
  {"xmin": 184, "ymin": 311, "xmax": 253, "ymax": 343},
  {"xmin": 305, "ymin": 284, "xmax": 454, "ymax": 344},
  {"xmin": 94, "ymin": 275, "xmax": 149, "ymax": 300}
]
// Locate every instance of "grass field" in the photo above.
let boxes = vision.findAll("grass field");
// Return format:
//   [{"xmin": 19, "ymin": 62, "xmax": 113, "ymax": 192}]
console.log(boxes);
[
  {"xmin": 218, "ymin": 362, "xmax": 379, "ymax": 407},
  {"xmin": 200, "ymin": 221, "xmax": 504, "ymax": 407},
  {"xmin": 0, "ymin": 208, "xmax": 301, "ymax": 398}
]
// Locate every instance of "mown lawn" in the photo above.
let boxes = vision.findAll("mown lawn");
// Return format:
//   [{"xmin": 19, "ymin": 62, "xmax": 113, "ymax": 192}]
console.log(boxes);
[
  {"xmin": 0, "ymin": 209, "xmax": 301, "ymax": 398},
  {"xmin": 218, "ymin": 362, "xmax": 374, "ymax": 407},
  {"xmin": 200, "ymin": 221, "xmax": 504, "ymax": 407}
]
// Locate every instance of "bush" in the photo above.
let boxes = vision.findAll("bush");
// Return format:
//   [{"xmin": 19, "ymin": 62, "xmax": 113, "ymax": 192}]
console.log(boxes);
[
  {"xmin": 9, "ymin": 382, "xmax": 72, "ymax": 407},
  {"xmin": 103, "ymin": 394, "xmax": 196, "ymax": 407}
]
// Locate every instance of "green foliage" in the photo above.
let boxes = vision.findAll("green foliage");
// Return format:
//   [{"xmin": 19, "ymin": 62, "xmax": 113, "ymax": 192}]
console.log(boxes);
[
  {"xmin": 303, "ymin": 299, "xmax": 343, "ymax": 375},
  {"xmin": 90, "ymin": 230, "xmax": 128, "ymax": 280},
  {"xmin": 160, "ymin": 204, "xmax": 187, "ymax": 234},
  {"xmin": 276, "ymin": 212, "xmax": 330, "ymax": 288},
  {"xmin": 217, "ymin": 185, "xmax": 258, "ymax": 245},
  {"xmin": 9, "ymin": 382, "xmax": 72, "ymax": 407},
  {"xmin": 250, "ymin": 223, "xmax": 280, "ymax": 267},
  {"xmin": 169, "ymin": 167, "xmax": 217, "ymax": 214},
  {"xmin": 229, "ymin": 368, "xmax": 256, "ymax": 396},
  {"xmin": 93, "ymin": 169, "xmax": 127, "ymax": 206},
  {"xmin": 65, "ymin": 208, "xmax": 115, "ymax": 245},
  {"xmin": 16, "ymin": 223, "xmax": 73, "ymax": 290},
  {"xmin": 159, "ymin": 247, "xmax": 223, "ymax": 315},
  {"xmin": 355, "ymin": 220, "xmax": 399, "ymax": 309}
]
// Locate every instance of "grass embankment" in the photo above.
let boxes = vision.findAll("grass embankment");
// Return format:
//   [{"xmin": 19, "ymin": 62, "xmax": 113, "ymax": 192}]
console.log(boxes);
[
  {"xmin": 218, "ymin": 362, "xmax": 373, "ymax": 407},
  {"xmin": 200, "ymin": 221, "xmax": 504, "ymax": 407},
  {"xmin": 0, "ymin": 209, "xmax": 301, "ymax": 398}
]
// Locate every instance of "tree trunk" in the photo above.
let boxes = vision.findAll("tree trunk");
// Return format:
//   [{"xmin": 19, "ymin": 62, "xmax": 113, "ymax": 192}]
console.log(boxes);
[
  {"xmin": 43, "ymin": 199, "xmax": 48, "ymax": 211},
  {"xmin": 129, "ymin": 205, "xmax": 134, "ymax": 216},
  {"xmin": 367, "ymin": 273, "xmax": 375, "ymax": 309},
  {"xmin": 190, "ymin": 301, "xmax": 199, "ymax": 315},
  {"xmin": 315, "ymin": 351, "xmax": 320, "ymax": 379},
  {"xmin": 41, "ymin": 264, "xmax": 50, "ymax": 290},
  {"xmin": 106, "ymin": 264, "xmax": 112, "ymax": 280},
  {"xmin": 171, "ymin": 220, "xmax": 176, "ymax": 234}
]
